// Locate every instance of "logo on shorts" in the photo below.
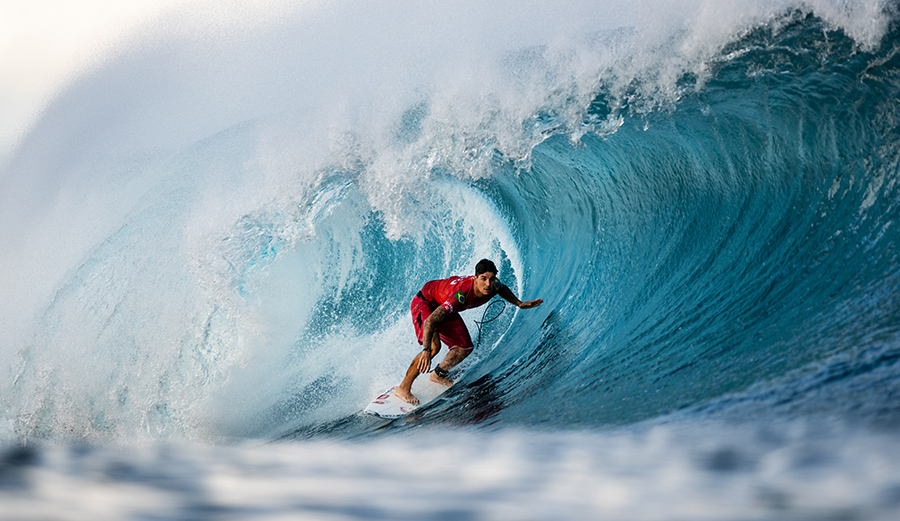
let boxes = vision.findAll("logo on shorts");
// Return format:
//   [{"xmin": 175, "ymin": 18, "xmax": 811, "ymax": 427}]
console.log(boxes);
[{"xmin": 455, "ymin": 291, "xmax": 466, "ymax": 305}]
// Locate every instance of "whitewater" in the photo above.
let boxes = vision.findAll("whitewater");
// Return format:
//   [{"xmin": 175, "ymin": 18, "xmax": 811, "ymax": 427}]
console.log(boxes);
[{"xmin": 2, "ymin": 0, "xmax": 900, "ymax": 519}]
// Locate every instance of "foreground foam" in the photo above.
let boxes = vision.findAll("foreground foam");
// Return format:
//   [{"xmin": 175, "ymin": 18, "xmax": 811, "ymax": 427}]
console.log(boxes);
[{"xmin": 2, "ymin": 422, "xmax": 898, "ymax": 520}]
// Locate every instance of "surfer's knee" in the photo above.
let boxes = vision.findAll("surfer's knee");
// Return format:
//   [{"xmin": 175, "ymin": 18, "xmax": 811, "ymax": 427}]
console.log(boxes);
[{"xmin": 443, "ymin": 345, "xmax": 472, "ymax": 366}]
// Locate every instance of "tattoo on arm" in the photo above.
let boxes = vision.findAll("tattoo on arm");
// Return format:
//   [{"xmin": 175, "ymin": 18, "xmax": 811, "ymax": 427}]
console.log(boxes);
[
  {"xmin": 422, "ymin": 307, "xmax": 448, "ymax": 351},
  {"xmin": 426, "ymin": 306, "xmax": 448, "ymax": 326}
]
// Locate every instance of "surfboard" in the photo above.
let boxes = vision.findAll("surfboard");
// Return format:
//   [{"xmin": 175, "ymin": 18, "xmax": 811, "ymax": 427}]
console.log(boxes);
[{"xmin": 364, "ymin": 373, "xmax": 451, "ymax": 419}]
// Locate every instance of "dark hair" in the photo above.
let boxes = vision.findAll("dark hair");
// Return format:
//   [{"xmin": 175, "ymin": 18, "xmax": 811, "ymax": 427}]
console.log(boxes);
[{"xmin": 475, "ymin": 259, "xmax": 498, "ymax": 276}]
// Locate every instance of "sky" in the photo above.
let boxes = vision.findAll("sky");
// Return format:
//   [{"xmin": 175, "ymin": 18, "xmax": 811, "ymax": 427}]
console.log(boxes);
[
  {"xmin": 0, "ymin": 0, "xmax": 306, "ymax": 163},
  {"xmin": 0, "ymin": 0, "xmax": 194, "ymax": 160}
]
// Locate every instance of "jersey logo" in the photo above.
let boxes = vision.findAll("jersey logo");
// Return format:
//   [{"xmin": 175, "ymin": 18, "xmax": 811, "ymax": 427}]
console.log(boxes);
[
  {"xmin": 455, "ymin": 291, "xmax": 466, "ymax": 305},
  {"xmin": 493, "ymin": 279, "xmax": 501, "ymax": 290}
]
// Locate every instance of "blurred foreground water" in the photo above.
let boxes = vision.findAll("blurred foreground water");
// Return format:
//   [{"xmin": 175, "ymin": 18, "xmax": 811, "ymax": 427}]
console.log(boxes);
[{"xmin": 2, "ymin": 421, "xmax": 900, "ymax": 521}]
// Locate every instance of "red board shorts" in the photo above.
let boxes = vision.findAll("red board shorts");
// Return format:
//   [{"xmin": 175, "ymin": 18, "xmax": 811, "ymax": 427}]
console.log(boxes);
[{"xmin": 410, "ymin": 294, "xmax": 474, "ymax": 350}]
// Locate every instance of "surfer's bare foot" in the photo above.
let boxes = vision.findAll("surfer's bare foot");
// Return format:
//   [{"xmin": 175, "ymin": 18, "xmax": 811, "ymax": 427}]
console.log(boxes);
[
  {"xmin": 395, "ymin": 387, "xmax": 419, "ymax": 405},
  {"xmin": 430, "ymin": 371, "xmax": 453, "ymax": 387}
]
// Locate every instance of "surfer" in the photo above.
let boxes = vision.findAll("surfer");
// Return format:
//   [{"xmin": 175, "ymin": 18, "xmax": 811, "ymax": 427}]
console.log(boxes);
[{"xmin": 395, "ymin": 259, "xmax": 543, "ymax": 405}]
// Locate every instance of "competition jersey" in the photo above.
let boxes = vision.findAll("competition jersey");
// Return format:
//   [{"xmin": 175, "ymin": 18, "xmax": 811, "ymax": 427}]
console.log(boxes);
[{"xmin": 419, "ymin": 275, "xmax": 501, "ymax": 314}]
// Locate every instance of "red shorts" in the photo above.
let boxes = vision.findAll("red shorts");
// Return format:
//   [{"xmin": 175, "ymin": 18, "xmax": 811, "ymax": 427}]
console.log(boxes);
[{"xmin": 410, "ymin": 295, "xmax": 474, "ymax": 350}]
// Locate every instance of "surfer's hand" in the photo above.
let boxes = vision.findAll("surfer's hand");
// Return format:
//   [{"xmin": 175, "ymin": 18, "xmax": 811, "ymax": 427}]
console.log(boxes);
[
  {"xmin": 518, "ymin": 299, "xmax": 543, "ymax": 309},
  {"xmin": 418, "ymin": 350, "xmax": 432, "ymax": 373}
]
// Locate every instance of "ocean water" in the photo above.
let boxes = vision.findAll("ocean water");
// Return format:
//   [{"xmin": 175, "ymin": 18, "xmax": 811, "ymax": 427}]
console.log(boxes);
[{"xmin": 2, "ymin": 0, "xmax": 900, "ymax": 519}]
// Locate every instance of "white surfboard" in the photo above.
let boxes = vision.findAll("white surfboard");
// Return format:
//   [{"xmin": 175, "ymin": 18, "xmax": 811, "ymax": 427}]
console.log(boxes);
[{"xmin": 364, "ymin": 374, "xmax": 451, "ymax": 419}]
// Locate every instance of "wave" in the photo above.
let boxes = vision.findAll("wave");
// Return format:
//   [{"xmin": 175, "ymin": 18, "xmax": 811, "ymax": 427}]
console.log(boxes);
[{"xmin": 1, "ymin": 0, "xmax": 899, "ymax": 444}]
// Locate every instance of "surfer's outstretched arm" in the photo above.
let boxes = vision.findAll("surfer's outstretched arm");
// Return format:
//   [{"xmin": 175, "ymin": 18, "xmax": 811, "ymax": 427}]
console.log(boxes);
[{"xmin": 497, "ymin": 284, "xmax": 543, "ymax": 309}]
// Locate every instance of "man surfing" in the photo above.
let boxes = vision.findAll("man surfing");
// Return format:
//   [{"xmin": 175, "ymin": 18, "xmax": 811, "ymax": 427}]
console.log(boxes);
[{"xmin": 395, "ymin": 259, "xmax": 543, "ymax": 405}]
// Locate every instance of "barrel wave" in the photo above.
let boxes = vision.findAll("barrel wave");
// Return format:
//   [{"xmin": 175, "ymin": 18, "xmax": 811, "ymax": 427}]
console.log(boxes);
[
  {"xmin": 2, "ymin": 2, "xmax": 900, "ymax": 517},
  {"xmin": 2, "ymin": 1, "xmax": 899, "ymax": 443},
  {"xmin": 494, "ymin": 18, "xmax": 900, "ymax": 430}
]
